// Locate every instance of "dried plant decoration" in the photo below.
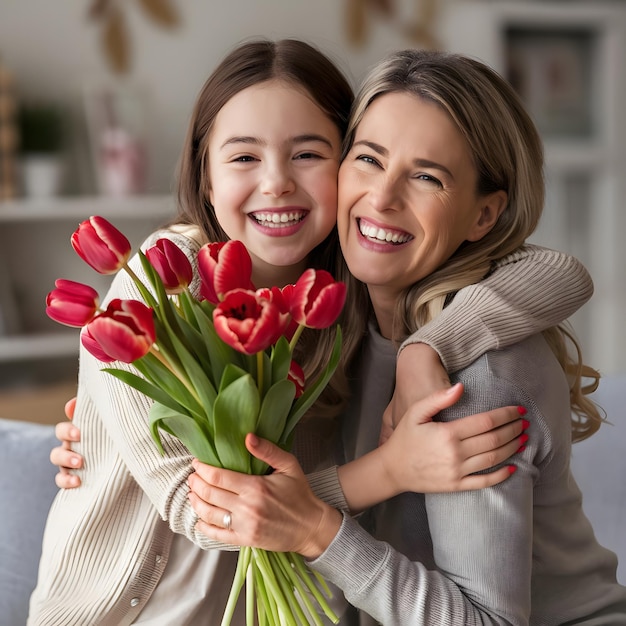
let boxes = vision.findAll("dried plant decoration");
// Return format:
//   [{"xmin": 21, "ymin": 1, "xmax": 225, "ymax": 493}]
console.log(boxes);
[
  {"xmin": 102, "ymin": 5, "xmax": 130, "ymax": 74},
  {"xmin": 87, "ymin": 0, "xmax": 180, "ymax": 74},
  {"xmin": 344, "ymin": 0, "xmax": 440, "ymax": 50},
  {"xmin": 137, "ymin": 0, "xmax": 179, "ymax": 27}
]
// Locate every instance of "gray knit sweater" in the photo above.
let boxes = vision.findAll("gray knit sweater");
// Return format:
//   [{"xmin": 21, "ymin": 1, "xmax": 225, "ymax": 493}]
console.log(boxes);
[{"xmin": 310, "ymin": 327, "xmax": 626, "ymax": 625}]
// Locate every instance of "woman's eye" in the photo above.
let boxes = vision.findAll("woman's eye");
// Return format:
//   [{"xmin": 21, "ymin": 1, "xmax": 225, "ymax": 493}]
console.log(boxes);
[
  {"xmin": 356, "ymin": 154, "xmax": 380, "ymax": 167},
  {"xmin": 415, "ymin": 173, "xmax": 442, "ymax": 187}
]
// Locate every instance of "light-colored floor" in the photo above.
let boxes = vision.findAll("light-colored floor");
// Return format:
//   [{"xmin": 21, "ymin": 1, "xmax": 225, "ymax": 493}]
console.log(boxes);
[{"xmin": 0, "ymin": 380, "xmax": 77, "ymax": 424}]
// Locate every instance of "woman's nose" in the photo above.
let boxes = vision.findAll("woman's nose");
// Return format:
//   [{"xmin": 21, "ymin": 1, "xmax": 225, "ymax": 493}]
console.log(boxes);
[
  {"xmin": 260, "ymin": 163, "xmax": 296, "ymax": 197},
  {"xmin": 370, "ymin": 176, "xmax": 402, "ymax": 212}
]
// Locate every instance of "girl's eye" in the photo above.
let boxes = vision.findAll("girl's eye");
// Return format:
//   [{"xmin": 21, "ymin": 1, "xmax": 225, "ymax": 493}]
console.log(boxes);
[
  {"xmin": 294, "ymin": 152, "xmax": 321, "ymax": 160},
  {"xmin": 232, "ymin": 155, "xmax": 257, "ymax": 163}
]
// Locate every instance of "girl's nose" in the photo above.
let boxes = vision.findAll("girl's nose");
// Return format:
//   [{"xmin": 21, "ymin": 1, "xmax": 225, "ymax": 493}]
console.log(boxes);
[{"xmin": 260, "ymin": 164, "xmax": 296, "ymax": 198}]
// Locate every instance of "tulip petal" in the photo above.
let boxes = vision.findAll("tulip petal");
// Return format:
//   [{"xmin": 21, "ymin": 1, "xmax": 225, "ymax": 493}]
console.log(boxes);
[{"xmin": 71, "ymin": 216, "xmax": 131, "ymax": 274}]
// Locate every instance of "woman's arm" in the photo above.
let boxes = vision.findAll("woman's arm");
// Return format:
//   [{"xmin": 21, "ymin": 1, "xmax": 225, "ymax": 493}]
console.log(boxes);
[
  {"xmin": 382, "ymin": 245, "xmax": 592, "ymax": 439},
  {"xmin": 310, "ymin": 369, "xmax": 535, "ymax": 624},
  {"xmin": 336, "ymin": 384, "xmax": 526, "ymax": 512},
  {"xmin": 401, "ymin": 245, "xmax": 593, "ymax": 373}
]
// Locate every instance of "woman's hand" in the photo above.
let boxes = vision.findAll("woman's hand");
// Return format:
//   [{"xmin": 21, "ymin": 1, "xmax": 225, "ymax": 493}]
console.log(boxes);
[
  {"xmin": 50, "ymin": 397, "xmax": 84, "ymax": 489},
  {"xmin": 188, "ymin": 433, "xmax": 342, "ymax": 560},
  {"xmin": 379, "ymin": 384, "xmax": 527, "ymax": 495},
  {"xmin": 339, "ymin": 384, "xmax": 528, "ymax": 512}
]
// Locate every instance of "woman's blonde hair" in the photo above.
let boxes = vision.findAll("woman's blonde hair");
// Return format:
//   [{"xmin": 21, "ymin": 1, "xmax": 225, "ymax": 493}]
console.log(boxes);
[{"xmin": 343, "ymin": 49, "xmax": 602, "ymax": 441}]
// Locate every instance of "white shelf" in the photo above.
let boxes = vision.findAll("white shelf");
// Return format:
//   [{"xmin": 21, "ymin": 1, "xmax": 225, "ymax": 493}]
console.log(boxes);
[
  {"xmin": 0, "ymin": 194, "xmax": 174, "ymax": 222},
  {"xmin": 0, "ymin": 194, "xmax": 176, "ymax": 369},
  {"xmin": 0, "ymin": 332, "xmax": 79, "ymax": 362}
]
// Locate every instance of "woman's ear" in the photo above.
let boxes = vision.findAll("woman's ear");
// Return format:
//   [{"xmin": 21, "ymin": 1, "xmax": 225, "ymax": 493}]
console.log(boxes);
[{"xmin": 466, "ymin": 190, "xmax": 508, "ymax": 242}]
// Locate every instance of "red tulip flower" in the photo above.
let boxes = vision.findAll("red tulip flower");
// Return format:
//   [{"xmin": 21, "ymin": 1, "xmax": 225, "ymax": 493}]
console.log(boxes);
[
  {"xmin": 46, "ymin": 279, "xmax": 100, "ymax": 328},
  {"xmin": 287, "ymin": 360, "xmax": 305, "ymax": 398},
  {"xmin": 85, "ymin": 298, "xmax": 156, "ymax": 363},
  {"xmin": 198, "ymin": 240, "xmax": 255, "ymax": 304},
  {"xmin": 80, "ymin": 326, "xmax": 116, "ymax": 363},
  {"xmin": 213, "ymin": 289, "xmax": 286, "ymax": 355},
  {"xmin": 71, "ymin": 216, "xmax": 132, "ymax": 275},
  {"xmin": 289, "ymin": 269, "xmax": 346, "ymax": 329},
  {"xmin": 146, "ymin": 238, "xmax": 193, "ymax": 294}
]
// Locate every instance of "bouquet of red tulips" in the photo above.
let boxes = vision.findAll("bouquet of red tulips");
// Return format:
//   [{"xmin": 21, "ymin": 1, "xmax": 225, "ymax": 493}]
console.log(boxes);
[{"xmin": 46, "ymin": 216, "xmax": 346, "ymax": 626}]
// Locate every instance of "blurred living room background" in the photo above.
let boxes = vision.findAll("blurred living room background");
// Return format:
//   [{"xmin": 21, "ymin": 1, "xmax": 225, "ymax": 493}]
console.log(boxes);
[{"xmin": 1, "ymin": 0, "xmax": 624, "ymax": 424}]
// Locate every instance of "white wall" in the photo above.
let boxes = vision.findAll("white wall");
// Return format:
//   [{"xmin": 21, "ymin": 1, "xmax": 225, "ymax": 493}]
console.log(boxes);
[
  {"xmin": 1, "ymin": 0, "xmax": 624, "ymax": 375},
  {"xmin": 0, "ymin": 0, "xmax": 441, "ymax": 194}
]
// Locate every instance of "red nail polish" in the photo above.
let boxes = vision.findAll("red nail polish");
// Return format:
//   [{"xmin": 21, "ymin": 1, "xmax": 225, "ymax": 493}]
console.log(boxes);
[
  {"xmin": 519, "ymin": 433, "xmax": 529, "ymax": 445},
  {"xmin": 517, "ymin": 406, "xmax": 527, "ymax": 416},
  {"xmin": 521, "ymin": 419, "xmax": 530, "ymax": 430},
  {"xmin": 517, "ymin": 445, "xmax": 526, "ymax": 453},
  {"xmin": 508, "ymin": 465, "xmax": 517, "ymax": 474}
]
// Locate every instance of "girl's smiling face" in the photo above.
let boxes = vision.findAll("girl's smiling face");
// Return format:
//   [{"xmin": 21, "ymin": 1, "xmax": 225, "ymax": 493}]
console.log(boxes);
[
  {"xmin": 337, "ymin": 91, "xmax": 506, "ymax": 334},
  {"xmin": 207, "ymin": 79, "xmax": 342, "ymax": 287}
]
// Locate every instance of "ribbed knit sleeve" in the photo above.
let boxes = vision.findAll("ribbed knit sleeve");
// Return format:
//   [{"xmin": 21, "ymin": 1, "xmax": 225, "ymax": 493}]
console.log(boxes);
[
  {"xmin": 401, "ymin": 245, "xmax": 593, "ymax": 373},
  {"xmin": 90, "ymin": 229, "xmax": 238, "ymax": 551},
  {"xmin": 306, "ymin": 466, "xmax": 349, "ymax": 512}
]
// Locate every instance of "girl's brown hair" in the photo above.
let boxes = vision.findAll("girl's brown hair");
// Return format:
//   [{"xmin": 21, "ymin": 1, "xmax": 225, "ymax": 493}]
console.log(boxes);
[{"xmin": 172, "ymin": 39, "xmax": 359, "ymax": 421}]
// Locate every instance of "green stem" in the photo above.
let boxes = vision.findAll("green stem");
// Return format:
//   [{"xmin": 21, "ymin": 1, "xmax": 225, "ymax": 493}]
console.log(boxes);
[
  {"xmin": 257, "ymin": 351, "xmax": 264, "ymax": 398},
  {"xmin": 272, "ymin": 551, "xmax": 321, "ymax": 626},
  {"xmin": 148, "ymin": 346, "xmax": 203, "ymax": 407},
  {"xmin": 290, "ymin": 552, "xmax": 339, "ymax": 624},
  {"xmin": 246, "ymin": 556, "xmax": 255, "ymax": 626},
  {"xmin": 122, "ymin": 263, "xmax": 158, "ymax": 309},
  {"xmin": 252, "ymin": 549, "xmax": 298, "ymax": 626},
  {"xmin": 288, "ymin": 324, "xmax": 306, "ymax": 352},
  {"xmin": 220, "ymin": 546, "xmax": 251, "ymax": 626}
]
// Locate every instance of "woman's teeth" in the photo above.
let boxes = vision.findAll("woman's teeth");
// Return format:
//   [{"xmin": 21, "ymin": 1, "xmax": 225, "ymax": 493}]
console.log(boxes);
[
  {"xmin": 359, "ymin": 221, "xmax": 412, "ymax": 244},
  {"xmin": 253, "ymin": 212, "xmax": 305, "ymax": 228}
]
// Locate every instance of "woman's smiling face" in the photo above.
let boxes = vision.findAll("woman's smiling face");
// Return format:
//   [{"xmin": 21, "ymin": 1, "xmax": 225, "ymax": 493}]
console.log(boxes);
[{"xmin": 338, "ymin": 91, "xmax": 504, "ymax": 314}]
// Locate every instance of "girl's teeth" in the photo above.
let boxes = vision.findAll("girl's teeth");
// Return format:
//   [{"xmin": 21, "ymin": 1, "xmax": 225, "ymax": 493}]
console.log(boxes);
[
  {"xmin": 253, "ymin": 212, "xmax": 304, "ymax": 227},
  {"xmin": 359, "ymin": 222, "xmax": 411, "ymax": 244}
]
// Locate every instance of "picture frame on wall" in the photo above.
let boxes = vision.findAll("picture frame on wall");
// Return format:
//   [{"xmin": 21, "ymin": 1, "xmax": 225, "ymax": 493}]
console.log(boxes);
[{"xmin": 504, "ymin": 26, "xmax": 597, "ymax": 140}]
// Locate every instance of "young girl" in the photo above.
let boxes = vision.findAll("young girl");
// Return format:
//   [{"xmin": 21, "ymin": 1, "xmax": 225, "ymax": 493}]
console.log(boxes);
[
  {"xmin": 32, "ymin": 40, "xmax": 592, "ymax": 625},
  {"xmin": 188, "ymin": 49, "xmax": 626, "ymax": 624}
]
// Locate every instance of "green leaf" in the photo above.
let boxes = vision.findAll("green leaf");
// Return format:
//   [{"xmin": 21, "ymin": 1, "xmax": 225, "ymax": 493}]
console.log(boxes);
[
  {"xmin": 250, "ymin": 379, "xmax": 296, "ymax": 475},
  {"xmin": 219, "ymin": 363, "xmax": 249, "ymax": 392},
  {"xmin": 192, "ymin": 298, "xmax": 243, "ymax": 383},
  {"xmin": 149, "ymin": 402, "xmax": 220, "ymax": 465},
  {"xmin": 281, "ymin": 326, "xmax": 342, "ymax": 446},
  {"xmin": 167, "ymin": 327, "xmax": 217, "ymax": 412},
  {"xmin": 213, "ymin": 373, "xmax": 260, "ymax": 473},
  {"xmin": 256, "ymin": 379, "xmax": 295, "ymax": 443},
  {"xmin": 270, "ymin": 336, "xmax": 291, "ymax": 385},
  {"xmin": 133, "ymin": 353, "xmax": 206, "ymax": 420},
  {"xmin": 103, "ymin": 367, "xmax": 192, "ymax": 417},
  {"xmin": 178, "ymin": 289, "xmax": 199, "ymax": 331}
]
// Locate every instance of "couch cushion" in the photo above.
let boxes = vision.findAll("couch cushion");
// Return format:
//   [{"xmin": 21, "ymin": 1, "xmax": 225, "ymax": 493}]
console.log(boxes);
[{"xmin": 0, "ymin": 418, "xmax": 58, "ymax": 625}]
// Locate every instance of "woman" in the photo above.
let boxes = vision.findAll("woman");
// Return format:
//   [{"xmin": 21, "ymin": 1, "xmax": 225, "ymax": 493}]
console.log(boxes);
[{"xmin": 188, "ymin": 49, "xmax": 626, "ymax": 624}]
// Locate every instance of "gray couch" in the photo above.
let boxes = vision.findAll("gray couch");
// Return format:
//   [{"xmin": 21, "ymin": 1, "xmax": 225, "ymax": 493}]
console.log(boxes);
[{"xmin": 1, "ymin": 375, "xmax": 624, "ymax": 625}]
